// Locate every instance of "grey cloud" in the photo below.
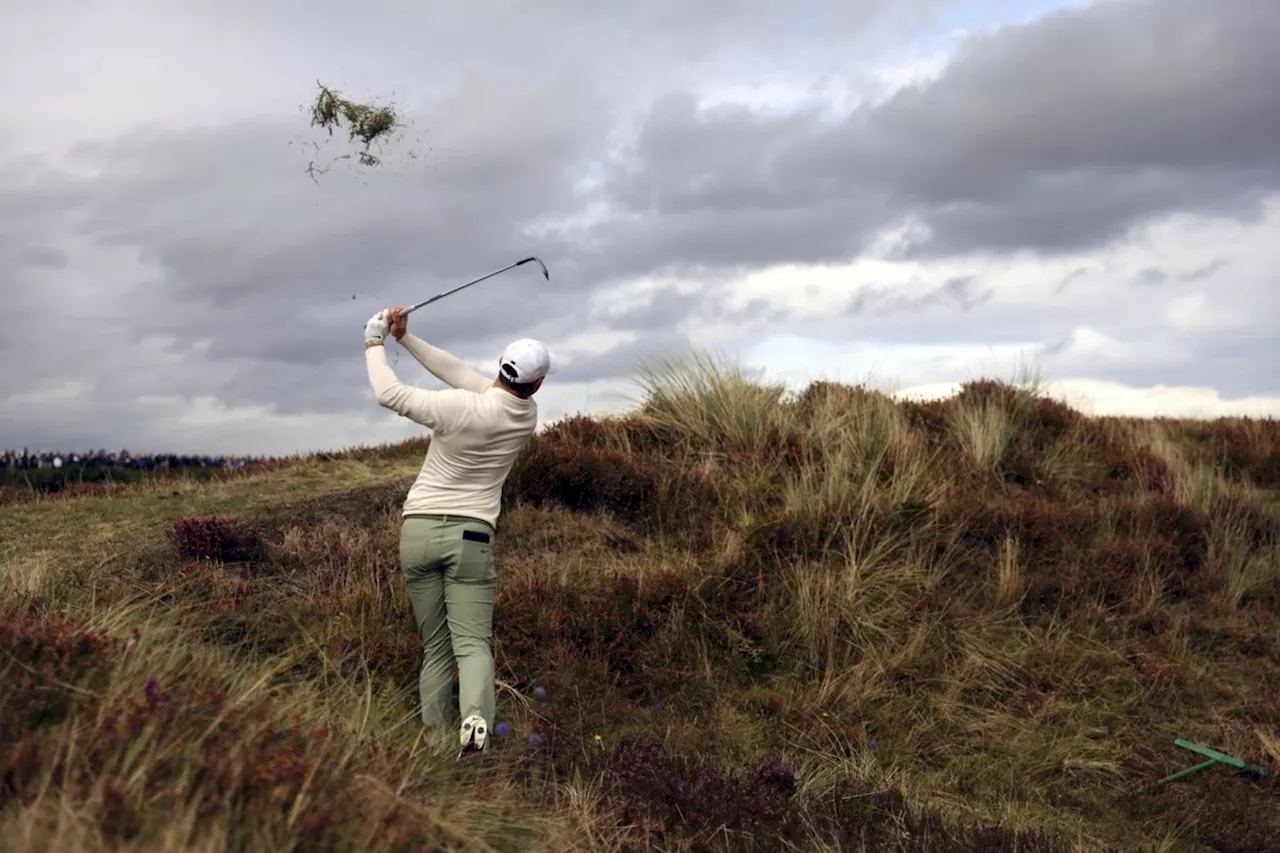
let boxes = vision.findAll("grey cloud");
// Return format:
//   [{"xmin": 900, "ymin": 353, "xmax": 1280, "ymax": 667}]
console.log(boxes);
[
  {"xmin": 596, "ymin": 286, "xmax": 706, "ymax": 332},
  {"xmin": 588, "ymin": 0, "xmax": 1280, "ymax": 263},
  {"xmin": 555, "ymin": 329, "xmax": 698, "ymax": 385},
  {"xmin": 1053, "ymin": 267, "xmax": 1089, "ymax": 295},
  {"xmin": 76, "ymin": 75, "xmax": 611, "ymax": 308},
  {"xmin": 1133, "ymin": 268, "xmax": 1168, "ymax": 287},
  {"xmin": 723, "ymin": 297, "xmax": 796, "ymax": 325},
  {"xmin": 1040, "ymin": 336, "xmax": 1069, "ymax": 358},
  {"xmin": 846, "ymin": 275, "xmax": 992, "ymax": 317},
  {"xmin": 0, "ymin": 72, "xmax": 625, "ymax": 436},
  {"xmin": 3, "ymin": 0, "xmax": 1279, "ymax": 454},
  {"xmin": 905, "ymin": 167, "xmax": 1274, "ymax": 258},
  {"xmin": 1181, "ymin": 259, "xmax": 1229, "ymax": 282},
  {"xmin": 14, "ymin": 246, "xmax": 66, "ymax": 269},
  {"xmin": 856, "ymin": 2, "xmax": 1280, "ymax": 194},
  {"xmin": 206, "ymin": 0, "xmax": 954, "ymax": 67},
  {"xmin": 1123, "ymin": 259, "xmax": 1227, "ymax": 290},
  {"xmin": 4, "ymin": 72, "xmax": 613, "ymax": 358},
  {"xmin": 1194, "ymin": 330, "xmax": 1280, "ymax": 396},
  {"xmin": 214, "ymin": 358, "xmax": 376, "ymax": 415},
  {"xmin": 1058, "ymin": 349, "xmax": 1280, "ymax": 401},
  {"xmin": 15, "ymin": 0, "xmax": 1272, "ymax": 353},
  {"xmin": 0, "ymin": 0, "xmax": 961, "ymax": 171},
  {"xmin": 938, "ymin": 276, "xmax": 987, "ymax": 310}
]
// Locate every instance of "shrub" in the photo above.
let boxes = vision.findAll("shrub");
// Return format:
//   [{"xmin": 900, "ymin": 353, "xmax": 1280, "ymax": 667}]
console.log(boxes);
[
  {"xmin": 274, "ymin": 479, "xmax": 411, "ymax": 529},
  {"xmin": 901, "ymin": 398, "xmax": 951, "ymax": 440},
  {"xmin": 505, "ymin": 435, "xmax": 718, "ymax": 533},
  {"xmin": 1, "ymin": 664, "xmax": 440, "ymax": 850},
  {"xmin": 509, "ymin": 438, "xmax": 660, "ymax": 518},
  {"xmin": 495, "ymin": 571, "xmax": 691, "ymax": 693},
  {"xmin": 0, "ymin": 611, "xmax": 117, "ymax": 744},
  {"xmin": 1097, "ymin": 442, "xmax": 1174, "ymax": 495},
  {"xmin": 1101, "ymin": 498, "xmax": 1208, "ymax": 601},
  {"xmin": 170, "ymin": 516, "xmax": 266, "ymax": 563},
  {"xmin": 792, "ymin": 381, "xmax": 897, "ymax": 417},
  {"xmin": 952, "ymin": 498, "xmax": 1095, "ymax": 571},
  {"xmin": 585, "ymin": 741, "xmax": 1086, "ymax": 852},
  {"xmin": 539, "ymin": 413, "xmax": 620, "ymax": 448},
  {"xmin": 1188, "ymin": 419, "xmax": 1280, "ymax": 488},
  {"xmin": 599, "ymin": 742, "xmax": 797, "ymax": 843}
]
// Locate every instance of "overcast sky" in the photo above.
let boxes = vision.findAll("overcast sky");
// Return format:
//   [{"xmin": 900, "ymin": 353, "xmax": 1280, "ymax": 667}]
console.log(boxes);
[{"xmin": 2, "ymin": 0, "xmax": 1278, "ymax": 456}]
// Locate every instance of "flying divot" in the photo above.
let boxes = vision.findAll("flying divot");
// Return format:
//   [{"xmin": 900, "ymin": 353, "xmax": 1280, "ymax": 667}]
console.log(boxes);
[{"xmin": 303, "ymin": 82, "xmax": 407, "ymax": 181}]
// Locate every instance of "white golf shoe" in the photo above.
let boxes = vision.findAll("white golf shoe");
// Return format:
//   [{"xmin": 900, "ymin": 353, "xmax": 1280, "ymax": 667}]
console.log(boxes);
[{"xmin": 458, "ymin": 714, "xmax": 488, "ymax": 759}]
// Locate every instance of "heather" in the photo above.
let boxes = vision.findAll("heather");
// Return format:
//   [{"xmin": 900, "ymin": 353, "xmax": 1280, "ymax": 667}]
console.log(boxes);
[{"xmin": 2, "ymin": 357, "xmax": 1277, "ymax": 852}]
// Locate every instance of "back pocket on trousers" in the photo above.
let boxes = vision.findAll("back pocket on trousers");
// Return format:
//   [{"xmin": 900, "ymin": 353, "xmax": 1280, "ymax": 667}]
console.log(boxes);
[{"xmin": 457, "ymin": 529, "xmax": 494, "ymax": 582}]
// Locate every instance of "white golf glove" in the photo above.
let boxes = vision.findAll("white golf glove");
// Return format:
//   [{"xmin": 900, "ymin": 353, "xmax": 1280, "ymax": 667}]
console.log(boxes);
[{"xmin": 364, "ymin": 310, "xmax": 390, "ymax": 345}]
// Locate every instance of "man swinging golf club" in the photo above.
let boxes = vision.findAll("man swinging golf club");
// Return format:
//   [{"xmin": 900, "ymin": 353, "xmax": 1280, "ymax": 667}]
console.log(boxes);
[{"xmin": 363, "ymin": 305, "xmax": 552, "ymax": 757}]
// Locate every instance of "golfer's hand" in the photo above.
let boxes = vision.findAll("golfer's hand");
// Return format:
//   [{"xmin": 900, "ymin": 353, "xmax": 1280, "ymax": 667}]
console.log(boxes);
[
  {"xmin": 364, "ymin": 310, "xmax": 390, "ymax": 346},
  {"xmin": 388, "ymin": 306, "xmax": 408, "ymax": 340}
]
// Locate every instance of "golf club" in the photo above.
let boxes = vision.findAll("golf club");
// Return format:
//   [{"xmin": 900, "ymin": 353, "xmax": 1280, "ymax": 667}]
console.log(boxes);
[{"xmin": 399, "ymin": 256, "xmax": 549, "ymax": 317}]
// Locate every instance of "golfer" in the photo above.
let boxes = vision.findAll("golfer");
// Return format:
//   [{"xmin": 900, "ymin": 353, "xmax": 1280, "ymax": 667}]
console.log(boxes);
[{"xmin": 363, "ymin": 306, "xmax": 552, "ymax": 755}]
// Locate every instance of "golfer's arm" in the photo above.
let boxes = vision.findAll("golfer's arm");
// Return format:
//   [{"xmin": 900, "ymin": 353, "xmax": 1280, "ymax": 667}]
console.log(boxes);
[
  {"xmin": 397, "ymin": 334, "xmax": 492, "ymax": 394},
  {"xmin": 365, "ymin": 345, "xmax": 461, "ymax": 430}
]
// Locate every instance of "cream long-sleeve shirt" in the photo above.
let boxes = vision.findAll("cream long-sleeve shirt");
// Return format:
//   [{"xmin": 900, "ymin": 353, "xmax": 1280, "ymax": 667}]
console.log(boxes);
[{"xmin": 365, "ymin": 334, "xmax": 537, "ymax": 528}]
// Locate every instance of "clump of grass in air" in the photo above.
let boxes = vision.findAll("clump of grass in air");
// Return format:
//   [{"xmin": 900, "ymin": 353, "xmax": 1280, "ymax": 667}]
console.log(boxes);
[{"xmin": 309, "ymin": 81, "xmax": 403, "ymax": 167}]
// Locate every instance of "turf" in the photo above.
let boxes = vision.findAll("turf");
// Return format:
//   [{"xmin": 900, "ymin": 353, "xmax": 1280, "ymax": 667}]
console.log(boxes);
[{"xmin": 2, "ymin": 357, "xmax": 1277, "ymax": 852}]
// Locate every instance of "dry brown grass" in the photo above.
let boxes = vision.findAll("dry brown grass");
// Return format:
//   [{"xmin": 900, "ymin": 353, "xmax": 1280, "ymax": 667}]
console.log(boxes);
[{"xmin": 2, "ymin": 353, "xmax": 1277, "ymax": 852}]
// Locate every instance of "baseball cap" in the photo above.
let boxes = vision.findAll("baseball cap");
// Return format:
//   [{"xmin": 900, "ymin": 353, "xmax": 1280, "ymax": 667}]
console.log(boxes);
[{"xmin": 498, "ymin": 338, "xmax": 555, "ymax": 384}]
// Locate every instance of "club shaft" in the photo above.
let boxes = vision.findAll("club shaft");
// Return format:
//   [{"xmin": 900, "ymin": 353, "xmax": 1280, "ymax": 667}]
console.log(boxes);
[{"xmin": 400, "ymin": 256, "xmax": 547, "ymax": 316}]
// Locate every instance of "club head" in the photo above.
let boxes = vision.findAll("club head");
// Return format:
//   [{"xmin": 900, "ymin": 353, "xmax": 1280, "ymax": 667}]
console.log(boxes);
[{"xmin": 520, "ymin": 256, "xmax": 550, "ymax": 280}]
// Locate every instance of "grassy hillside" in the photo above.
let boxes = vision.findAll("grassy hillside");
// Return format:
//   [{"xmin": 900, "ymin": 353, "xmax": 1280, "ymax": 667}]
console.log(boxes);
[{"xmin": 2, "ymin": 357, "xmax": 1278, "ymax": 852}]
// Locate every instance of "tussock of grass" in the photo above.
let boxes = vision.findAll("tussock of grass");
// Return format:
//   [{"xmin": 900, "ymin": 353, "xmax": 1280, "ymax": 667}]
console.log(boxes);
[
  {"xmin": 953, "ymin": 396, "xmax": 1016, "ymax": 471},
  {"xmin": 3, "ymin": 351, "xmax": 1278, "ymax": 852}
]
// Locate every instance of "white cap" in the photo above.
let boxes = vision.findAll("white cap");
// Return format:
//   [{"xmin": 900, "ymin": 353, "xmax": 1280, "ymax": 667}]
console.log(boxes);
[{"xmin": 498, "ymin": 338, "xmax": 554, "ymax": 384}]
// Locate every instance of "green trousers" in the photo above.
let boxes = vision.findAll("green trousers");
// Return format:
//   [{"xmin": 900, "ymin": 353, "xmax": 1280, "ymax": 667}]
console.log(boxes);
[{"xmin": 399, "ymin": 514, "xmax": 496, "ymax": 731}]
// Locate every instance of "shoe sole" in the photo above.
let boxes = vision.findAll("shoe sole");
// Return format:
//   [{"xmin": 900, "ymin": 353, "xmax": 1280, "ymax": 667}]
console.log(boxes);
[{"xmin": 459, "ymin": 716, "xmax": 488, "ymax": 760}]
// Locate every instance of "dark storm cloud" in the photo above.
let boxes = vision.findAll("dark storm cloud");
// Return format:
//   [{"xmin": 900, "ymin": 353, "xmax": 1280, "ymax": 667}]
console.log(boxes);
[
  {"xmin": 0, "ymin": 72, "xmax": 616, "ymax": 418},
  {"xmin": 905, "ymin": 168, "xmax": 1274, "ymax": 258},
  {"xmin": 589, "ymin": 0, "xmax": 1280, "ymax": 262},
  {"xmin": 76, "ymin": 74, "xmax": 610, "ymax": 308},
  {"xmin": 13, "ymin": 0, "xmax": 1272, "ymax": 360}
]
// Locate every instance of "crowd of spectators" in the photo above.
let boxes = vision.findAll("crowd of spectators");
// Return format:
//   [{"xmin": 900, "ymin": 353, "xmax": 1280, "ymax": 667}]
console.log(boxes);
[{"xmin": 1, "ymin": 448, "xmax": 274, "ymax": 472}]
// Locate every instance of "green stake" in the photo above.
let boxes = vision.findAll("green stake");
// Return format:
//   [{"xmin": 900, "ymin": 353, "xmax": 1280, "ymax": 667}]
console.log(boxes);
[{"xmin": 1140, "ymin": 738, "xmax": 1271, "ymax": 792}]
